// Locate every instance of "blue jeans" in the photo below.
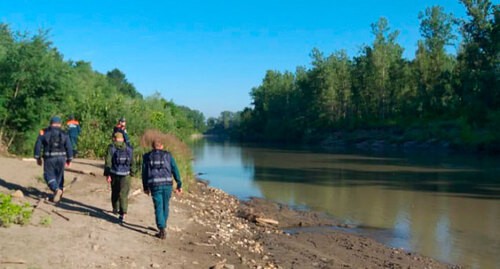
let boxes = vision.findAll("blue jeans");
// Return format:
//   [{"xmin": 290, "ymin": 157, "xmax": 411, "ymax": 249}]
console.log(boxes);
[{"xmin": 151, "ymin": 185, "xmax": 173, "ymax": 229}]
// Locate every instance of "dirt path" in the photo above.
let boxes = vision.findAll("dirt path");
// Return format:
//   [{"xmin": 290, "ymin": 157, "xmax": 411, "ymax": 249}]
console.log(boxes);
[
  {"xmin": 0, "ymin": 157, "xmax": 224, "ymax": 269},
  {"xmin": 0, "ymin": 156, "xmax": 461, "ymax": 269}
]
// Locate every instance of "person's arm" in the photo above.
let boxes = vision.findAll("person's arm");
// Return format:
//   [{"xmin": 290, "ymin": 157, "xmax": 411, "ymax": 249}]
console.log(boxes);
[
  {"xmin": 170, "ymin": 156, "xmax": 182, "ymax": 190},
  {"xmin": 77, "ymin": 123, "xmax": 81, "ymax": 136},
  {"xmin": 129, "ymin": 148, "xmax": 135, "ymax": 176},
  {"xmin": 34, "ymin": 132, "xmax": 44, "ymax": 165},
  {"xmin": 104, "ymin": 145, "xmax": 113, "ymax": 177},
  {"xmin": 141, "ymin": 153, "xmax": 149, "ymax": 193}
]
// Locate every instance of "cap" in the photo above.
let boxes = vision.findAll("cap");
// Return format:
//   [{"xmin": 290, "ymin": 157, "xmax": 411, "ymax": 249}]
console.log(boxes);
[
  {"xmin": 114, "ymin": 132, "xmax": 124, "ymax": 140},
  {"xmin": 119, "ymin": 117, "xmax": 126, "ymax": 122},
  {"xmin": 50, "ymin": 116, "xmax": 62, "ymax": 124}
]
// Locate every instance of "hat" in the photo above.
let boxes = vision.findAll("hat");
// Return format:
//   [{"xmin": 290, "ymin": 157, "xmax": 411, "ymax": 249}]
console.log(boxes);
[
  {"xmin": 119, "ymin": 117, "xmax": 126, "ymax": 122},
  {"xmin": 50, "ymin": 116, "xmax": 62, "ymax": 124},
  {"xmin": 68, "ymin": 114, "xmax": 75, "ymax": 120},
  {"xmin": 114, "ymin": 132, "xmax": 124, "ymax": 140}
]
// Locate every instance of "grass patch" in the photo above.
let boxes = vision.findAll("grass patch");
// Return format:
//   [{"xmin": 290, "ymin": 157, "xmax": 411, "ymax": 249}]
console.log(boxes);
[
  {"xmin": 39, "ymin": 216, "xmax": 52, "ymax": 227},
  {"xmin": 0, "ymin": 193, "xmax": 33, "ymax": 227}
]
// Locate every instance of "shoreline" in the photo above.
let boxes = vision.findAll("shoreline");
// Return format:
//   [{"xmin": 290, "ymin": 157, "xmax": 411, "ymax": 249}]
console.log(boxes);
[
  {"xmin": 189, "ymin": 179, "xmax": 462, "ymax": 269},
  {"xmin": 0, "ymin": 156, "xmax": 462, "ymax": 268}
]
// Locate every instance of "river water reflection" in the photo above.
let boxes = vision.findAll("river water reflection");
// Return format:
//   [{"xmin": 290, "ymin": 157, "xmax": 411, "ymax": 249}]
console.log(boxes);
[{"xmin": 191, "ymin": 139, "xmax": 500, "ymax": 269}]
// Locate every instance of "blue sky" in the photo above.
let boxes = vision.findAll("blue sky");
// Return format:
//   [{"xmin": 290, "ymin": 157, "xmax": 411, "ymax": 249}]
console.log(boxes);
[{"xmin": 1, "ymin": 0, "xmax": 467, "ymax": 118}]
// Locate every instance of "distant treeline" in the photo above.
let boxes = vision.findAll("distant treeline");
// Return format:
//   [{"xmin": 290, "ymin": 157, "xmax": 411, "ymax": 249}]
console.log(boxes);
[
  {"xmin": 208, "ymin": 1, "xmax": 499, "ymax": 151},
  {"xmin": 0, "ymin": 24, "xmax": 206, "ymax": 157}
]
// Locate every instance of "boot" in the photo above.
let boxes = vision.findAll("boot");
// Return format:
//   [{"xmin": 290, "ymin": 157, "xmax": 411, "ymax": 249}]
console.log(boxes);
[
  {"xmin": 158, "ymin": 228, "xmax": 166, "ymax": 239},
  {"xmin": 53, "ymin": 189, "xmax": 63, "ymax": 203}
]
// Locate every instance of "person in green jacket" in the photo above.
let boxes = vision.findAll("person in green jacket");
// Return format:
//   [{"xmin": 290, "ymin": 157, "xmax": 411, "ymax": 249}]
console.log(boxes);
[{"xmin": 104, "ymin": 132, "xmax": 134, "ymax": 223}]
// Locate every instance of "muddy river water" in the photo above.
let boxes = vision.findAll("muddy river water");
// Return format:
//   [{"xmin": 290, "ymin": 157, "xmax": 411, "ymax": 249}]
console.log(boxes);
[{"xmin": 192, "ymin": 139, "xmax": 500, "ymax": 268}]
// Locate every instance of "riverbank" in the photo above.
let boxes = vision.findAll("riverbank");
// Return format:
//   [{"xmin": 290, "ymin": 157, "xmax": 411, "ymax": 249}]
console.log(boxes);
[{"xmin": 0, "ymin": 156, "xmax": 460, "ymax": 268}]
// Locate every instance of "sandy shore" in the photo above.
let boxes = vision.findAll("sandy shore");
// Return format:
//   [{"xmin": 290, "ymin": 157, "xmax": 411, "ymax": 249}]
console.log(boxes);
[{"xmin": 0, "ymin": 156, "xmax": 461, "ymax": 269}]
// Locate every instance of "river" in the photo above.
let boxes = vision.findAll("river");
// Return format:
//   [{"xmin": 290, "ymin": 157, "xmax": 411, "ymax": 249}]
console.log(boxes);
[{"xmin": 191, "ymin": 139, "xmax": 500, "ymax": 269}]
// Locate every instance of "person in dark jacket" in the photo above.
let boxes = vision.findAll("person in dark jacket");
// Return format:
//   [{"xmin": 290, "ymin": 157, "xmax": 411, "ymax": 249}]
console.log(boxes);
[
  {"xmin": 66, "ymin": 115, "xmax": 81, "ymax": 156},
  {"xmin": 142, "ymin": 140, "xmax": 182, "ymax": 239},
  {"xmin": 104, "ymin": 132, "xmax": 134, "ymax": 223},
  {"xmin": 34, "ymin": 116, "xmax": 73, "ymax": 203},
  {"xmin": 112, "ymin": 117, "xmax": 131, "ymax": 147}
]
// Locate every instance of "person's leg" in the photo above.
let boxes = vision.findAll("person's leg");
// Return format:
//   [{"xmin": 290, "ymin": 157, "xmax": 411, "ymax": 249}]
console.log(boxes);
[
  {"xmin": 110, "ymin": 175, "xmax": 121, "ymax": 214},
  {"xmin": 119, "ymin": 176, "xmax": 131, "ymax": 216},
  {"xmin": 152, "ymin": 187, "xmax": 166, "ymax": 231},
  {"xmin": 53, "ymin": 157, "xmax": 65, "ymax": 202},
  {"xmin": 43, "ymin": 158, "xmax": 59, "ymax": 192},
  {"xmin": 163, "ymin": 185, "xmax": 173, "ymax": 228}
]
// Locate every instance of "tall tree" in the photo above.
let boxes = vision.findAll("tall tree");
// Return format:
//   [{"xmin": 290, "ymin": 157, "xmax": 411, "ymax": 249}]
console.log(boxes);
[
  {"xmin": 415, "ymin": 6, "xmax": 457, "ymax": 116},
  {"xmin": 456, "ymin": 0, "xmax": 499, "ymax": 123}
]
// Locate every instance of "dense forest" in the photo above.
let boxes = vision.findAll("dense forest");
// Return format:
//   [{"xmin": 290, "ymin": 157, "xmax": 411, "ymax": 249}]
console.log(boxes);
[
  {"xmin": 0, "ymin": 24, "xmax": 206, "ymax": 157},
  {"xmin": 209, "ymin": 1, "xmax": 499, "ymax": 151}
]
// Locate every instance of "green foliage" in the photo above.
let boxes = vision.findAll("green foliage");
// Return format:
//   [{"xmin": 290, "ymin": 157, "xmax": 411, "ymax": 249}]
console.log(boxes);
[
  {"xmin": 0, "ymin": 193, "xmax": 32, "ymax": 227},
  {"xmin": 0, "ymin": 24, "xmax": 205, "ymax": 159},
  {"xmin": 221, "ymin": 1, "xmax": 500, "ymax": 152},
  {"xmin": 39, "ymin": 215, "xmax": 52, "ymax": 227}
]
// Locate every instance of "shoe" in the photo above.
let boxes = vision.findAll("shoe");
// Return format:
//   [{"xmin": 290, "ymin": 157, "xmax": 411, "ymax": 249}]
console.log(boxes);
[
  {"xmin": 112, "ymin": 209, "xmax": 118, "ymax": 215},
  {"xmin": 118, "ymin": 214, "xmax": 126, "ymax": 223},
  {"xmin": 157, "ymin": 228, "xmax": 166, "ymax": 239},
  {"xmin": 53, "ymin": 189, "xmax": 63, "ymax": 203}
]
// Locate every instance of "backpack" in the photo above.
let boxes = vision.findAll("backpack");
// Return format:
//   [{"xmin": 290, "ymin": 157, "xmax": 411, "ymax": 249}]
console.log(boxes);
[
  {"xmin": 47, "ymin": 130, "xmax": 66, "ymax": 155},
  {"xmin": 111, "ymin": 146, "xmax": 132, "ymax": 176},
  {"xmin": 147, "ymin": 150, "xmax": 172, "ymax": 184},
  {"xmin": 150, "ymin": 150, "xmax": 168, "ymax": 170}
]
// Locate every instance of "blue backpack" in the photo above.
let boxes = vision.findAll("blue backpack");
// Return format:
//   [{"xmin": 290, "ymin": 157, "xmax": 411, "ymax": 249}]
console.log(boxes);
[{"xmin": 111, "ymin": 146, "xmax": 132, "ymax": 176}]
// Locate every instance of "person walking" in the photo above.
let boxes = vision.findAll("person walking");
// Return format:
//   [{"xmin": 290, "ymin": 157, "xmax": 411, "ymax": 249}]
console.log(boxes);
[
  {"xmin": 66, "ymin": 115, "xmax": 81, "ymax": 156},
  {"xmin": 104, "ymin": 132, "xmax": 134, "ymax": 223},
  {"xmin": 34, "ymin": 116, "xmax": 73, "ymax": 203},
  {"xmin": 142, "ymin": 140, "xmax": 182, "ymax": 239},
  {"xmin": 112, "ymin": 117, "xmax": 131, "ymax": 147}
]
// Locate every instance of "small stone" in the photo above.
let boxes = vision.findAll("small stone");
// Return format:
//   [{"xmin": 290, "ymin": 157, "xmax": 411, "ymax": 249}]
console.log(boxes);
[
  {"xmin": 150, "ymin": 263, "xmax": 160, "ymax": 268},
  {"xmin": 110, "ymin": 262, "xmax": 117, "ymax": 267},
  {"xmin": 92, "ymin": 244, "xmax": 100, "ymax": 251},
  {"xmin": 192, "ymin": 261, "xmax": 199, "ymax": 265},
  {"xmin": 11, "ymin": 190, "xmax": 24, "ymax": 198},
  {"xmin": 224, "ymin": 264, "xmax": 235, "ymax": 269}
]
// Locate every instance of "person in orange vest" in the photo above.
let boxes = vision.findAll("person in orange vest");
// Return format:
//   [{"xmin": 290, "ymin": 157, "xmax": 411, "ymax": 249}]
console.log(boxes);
[{"xmin": 66, "ymin": 115, "xmax": 81, "ymax": 156}]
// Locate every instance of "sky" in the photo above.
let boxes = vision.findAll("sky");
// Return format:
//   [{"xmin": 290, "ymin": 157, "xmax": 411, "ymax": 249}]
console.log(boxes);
[{"xmin": 0, "ymin": 0, "xmax": 469, "ymax": 118}]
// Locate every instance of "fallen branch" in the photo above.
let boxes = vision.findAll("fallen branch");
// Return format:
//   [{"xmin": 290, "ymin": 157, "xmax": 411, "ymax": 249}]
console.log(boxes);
[
  {"xmin": 0, "ymin": 260, "xmax": 26, "ymax": 264},
  {"xmin": 65, "ymin": 167, "xmax": 96, "ymax": 177},
  {"xmin": 64, "ymin": 177, "xmax": 79, "ymax": 191},
  {"xmin": 53, "ymin": 209, "xmax": 89, "ymax": 216},
  {"xmin": 51, "ymin": 209, "xmax": 70, "ymax": 221},
  {"xmin": 191, "ymin": 242, "xmax": 216, "ymax": 247},
  {"xmin": 255, "ymin": 217, "xmax": 279, "ymax": 226}
]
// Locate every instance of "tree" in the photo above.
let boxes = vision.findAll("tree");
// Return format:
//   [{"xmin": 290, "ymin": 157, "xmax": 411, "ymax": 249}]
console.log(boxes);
[
  {"xmin": 414, "ymin": 6, "xmax": 457, "ymax": 116},
  {"xmin": 106, "ymin": 68, "xmax": 142, "ymax": 99}
]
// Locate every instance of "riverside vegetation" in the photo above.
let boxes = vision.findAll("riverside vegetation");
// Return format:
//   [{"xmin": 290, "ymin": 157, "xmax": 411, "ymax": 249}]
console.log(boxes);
[{"xmin": 207, "ymin": 1, "xmax": 499, "ymax": 153}]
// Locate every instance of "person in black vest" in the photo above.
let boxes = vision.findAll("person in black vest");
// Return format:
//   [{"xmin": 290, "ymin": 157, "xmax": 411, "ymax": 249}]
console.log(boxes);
[
  {"xmin": 34, "ymin": 116, "xmax": 73, "ymax": 203},
  {"xmin": 104, "ymin": 132, "xmax": 134, "ymax": 223},
  {"xmin": 142, "ymin": 140, "xmax": 182, "ymax": 239}
]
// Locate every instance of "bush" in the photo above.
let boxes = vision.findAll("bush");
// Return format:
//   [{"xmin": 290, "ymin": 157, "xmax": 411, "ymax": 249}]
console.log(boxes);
[{"xmin": 0, "ymin": 193, "xmax": 33, "ymax": 227}]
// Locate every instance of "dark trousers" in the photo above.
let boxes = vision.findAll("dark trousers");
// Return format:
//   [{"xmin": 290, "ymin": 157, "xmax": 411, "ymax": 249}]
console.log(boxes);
[
  {"xmin": 151, "ymin": 185, "xmax": 173, "ymax": 229},
  {"xmin": 43, "ymin": 157, "xmax": 65, "ymax": 192},
  {"xmin": 110, "ymin": 174, "xmax": 131, "ymax": 215},
  {"xmin": 69, "ymin": 136, "xmax": 78, "ymax": 154}
]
